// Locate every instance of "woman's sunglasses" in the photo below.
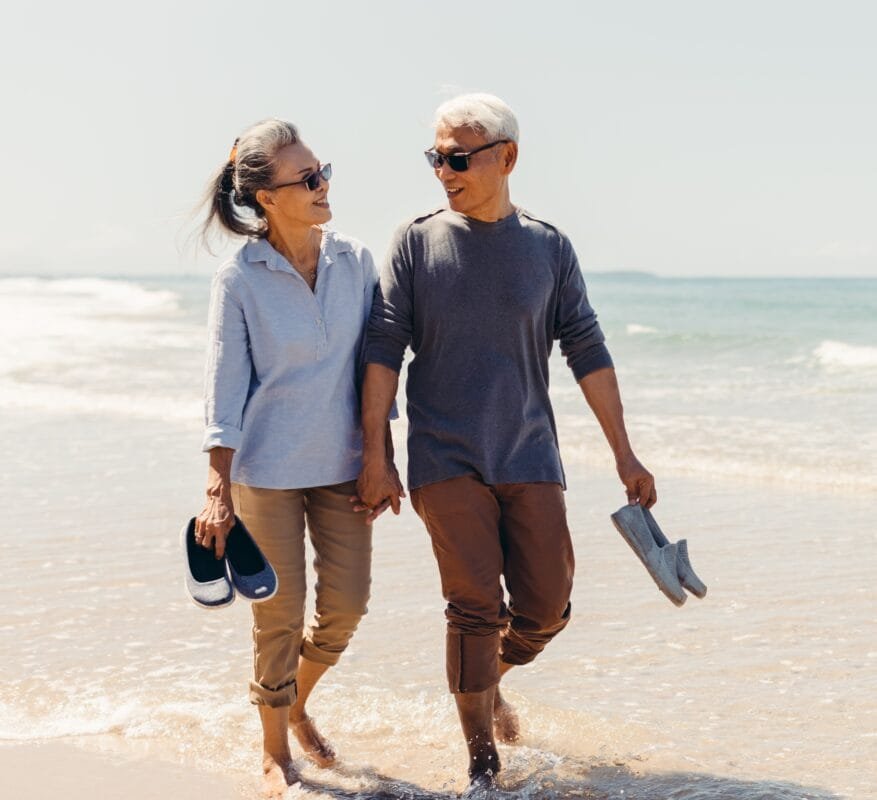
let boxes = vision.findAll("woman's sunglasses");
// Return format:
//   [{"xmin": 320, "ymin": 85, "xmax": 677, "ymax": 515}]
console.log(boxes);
[
  {"xmin": 272, "ymin": 163, "xmax": 333, "ymax": 191},
  {"xmin": 423, "ymin": 140, "xmax": 510, "ymax": 172}
]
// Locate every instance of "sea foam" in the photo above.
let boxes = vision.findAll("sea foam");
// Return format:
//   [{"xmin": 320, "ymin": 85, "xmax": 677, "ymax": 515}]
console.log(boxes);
[
  {"xmin": 813, "ymin": 340, "xmax": 877, "ymax": 369},
  {"xmin": 626, "ymin": 323, "xmax": 659, "ymax": 335},
  {"xmin": 0, "ymin": 277, "xmax": 202, "ymax": 421}
]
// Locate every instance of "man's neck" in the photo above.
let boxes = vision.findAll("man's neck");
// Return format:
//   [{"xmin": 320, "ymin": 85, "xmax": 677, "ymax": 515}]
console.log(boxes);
[{"xmin": 461, "ymin": 190, "xmax": 515, "ymax": 223}]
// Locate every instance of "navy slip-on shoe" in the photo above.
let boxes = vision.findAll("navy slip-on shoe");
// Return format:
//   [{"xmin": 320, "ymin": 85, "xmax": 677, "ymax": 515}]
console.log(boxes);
[
  {"xmin": 181, "ymin": 517, "xmax": 235, "ymax": 610},
  {"xmin": 225, "ymin": 516, "xmax": 278, "ymax": 603},
  {"xmin": 640, "ymin": 506, "xmax": 708, "ymax": 599},
  {"xmin": 611, "ymin": 504, "xmax": 687, "ymax": 607}
]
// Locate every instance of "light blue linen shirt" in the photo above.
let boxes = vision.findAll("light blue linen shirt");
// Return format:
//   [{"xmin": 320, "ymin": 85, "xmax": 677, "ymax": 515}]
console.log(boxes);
[{"xmin": 202, "ymin": 230, "xmax": 378, "ymax": 489}]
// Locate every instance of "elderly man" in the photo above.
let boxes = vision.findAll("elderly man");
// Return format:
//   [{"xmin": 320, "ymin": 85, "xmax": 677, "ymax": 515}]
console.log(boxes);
[{"xmin": 358, "ymin": 93, "xmax": 655, "ymax": 791}]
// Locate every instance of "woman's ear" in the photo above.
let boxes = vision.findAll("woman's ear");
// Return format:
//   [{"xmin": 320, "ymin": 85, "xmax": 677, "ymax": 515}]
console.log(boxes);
[{"xmin": 255, "ymin": 188, "xmax": 274, "ymax": 212}]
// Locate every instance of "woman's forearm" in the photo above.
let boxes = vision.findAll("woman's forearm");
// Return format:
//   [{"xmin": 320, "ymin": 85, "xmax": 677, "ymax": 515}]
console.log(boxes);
[{"xmin": 206, "ymin": 446, "xmax": 235, "ymax": 497}]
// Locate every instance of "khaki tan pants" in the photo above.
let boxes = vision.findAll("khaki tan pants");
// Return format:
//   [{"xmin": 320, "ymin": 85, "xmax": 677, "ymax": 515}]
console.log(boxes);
[
  {"xmin": 411, "ymin": 475, "xmax": 574, "ymax": 694},
  {"xmin": 231, "ymin": 480, "xmax": 372, "ymax": 707}
]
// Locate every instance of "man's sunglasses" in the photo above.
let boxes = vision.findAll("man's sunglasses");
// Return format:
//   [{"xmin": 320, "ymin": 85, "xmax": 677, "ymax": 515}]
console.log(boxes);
[
  {"xmin": 423, "ymin": 140, "xmax": 510, "ymax": 172},
  {"xmin": 272, "ymin": 163, "xmax": 332, "ymax": 191}
]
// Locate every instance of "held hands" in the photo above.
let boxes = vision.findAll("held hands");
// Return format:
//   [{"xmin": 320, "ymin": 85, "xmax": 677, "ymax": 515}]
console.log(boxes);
[
  {"xmin": 352, "ymin": 458, "xmax": 406, "ymax": 523},
  {"xmin": 617, "ymin": 451, "xmax": 657, "ymax": 508},
  {"xmin": 194, "ymin": 491, "xmax": 235, "ymax": 558}
]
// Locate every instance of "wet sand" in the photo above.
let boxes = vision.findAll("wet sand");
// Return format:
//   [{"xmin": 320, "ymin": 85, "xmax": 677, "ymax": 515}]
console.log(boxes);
[{"xmin": 0, "ymin": 741, "xmax": 239, "ymax": 800}]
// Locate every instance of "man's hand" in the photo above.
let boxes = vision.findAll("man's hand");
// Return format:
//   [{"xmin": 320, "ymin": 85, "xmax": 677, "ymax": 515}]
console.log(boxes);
[
  {"xmin": 616, "ymin": 451, "xmax": 656, "ymax": 508},
  {"xmin": 356, "ymin": 458, "xmax": 406, "ymax": 520}
]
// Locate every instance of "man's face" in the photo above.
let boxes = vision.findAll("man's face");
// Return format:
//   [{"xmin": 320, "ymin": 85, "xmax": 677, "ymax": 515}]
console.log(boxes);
[{"xmin": 431, "ymin": 123, "xmax": 514, "ymax": 218}]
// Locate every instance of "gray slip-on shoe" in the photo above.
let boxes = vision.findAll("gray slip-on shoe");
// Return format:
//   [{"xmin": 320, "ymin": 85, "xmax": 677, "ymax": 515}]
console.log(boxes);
[
  {"xmin": 640, "ymin": 507, "xmax": 708, "ymax": 598},
  {"xmin": 675, "ymin": 538, "xmax": 708, "ymax": 598},
  {"xmin": 181, "ymin": 517, "xmax": 235, "ymax": 610},
  {"xmin": 225, "ymin": 516, "xmax": 278, "ymax": 603},
  {"xmin": 611, "ymin": 504, "xmax": 687, "ymax": 607}
]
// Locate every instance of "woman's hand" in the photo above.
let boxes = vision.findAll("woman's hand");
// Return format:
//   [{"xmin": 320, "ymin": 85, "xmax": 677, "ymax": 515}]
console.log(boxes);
[
  {"xmin": 195, "ymin": 447, "xmax": 236, "ymax": 558},
  {"xmin": 195, "ymin": 492, "xmax": 235, "ymax": 558},
  {"xmin": 355, "ymin": 458, "xmax": 405, "ymax": 522}
]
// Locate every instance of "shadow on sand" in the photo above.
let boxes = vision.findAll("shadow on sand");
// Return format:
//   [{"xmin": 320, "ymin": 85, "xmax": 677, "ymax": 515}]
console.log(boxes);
[{"xmin": 295, "ymin": 759, "xmax": 843, "ymax": 800}]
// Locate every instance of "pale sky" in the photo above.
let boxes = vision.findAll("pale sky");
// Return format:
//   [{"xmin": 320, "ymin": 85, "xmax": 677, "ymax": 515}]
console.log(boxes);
[{"xmin": 2, "ymin": 0, "xmax": 875, "ymax": 277}]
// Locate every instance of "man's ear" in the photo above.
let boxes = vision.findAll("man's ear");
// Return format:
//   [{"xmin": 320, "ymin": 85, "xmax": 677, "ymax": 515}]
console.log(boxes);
[{"xmin": 502, "ymin": 142, "xmax": 518, "ymax": 174}]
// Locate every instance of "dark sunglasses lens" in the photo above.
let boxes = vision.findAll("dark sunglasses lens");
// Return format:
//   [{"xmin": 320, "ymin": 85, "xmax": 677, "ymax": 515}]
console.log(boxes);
[
  {"xmin": 305, "ymin": 164, "xmax": 331, "ymax": 190},
  {"xmin": 447, "ymin": 154, "xmax": 469, "ymax": 172}
]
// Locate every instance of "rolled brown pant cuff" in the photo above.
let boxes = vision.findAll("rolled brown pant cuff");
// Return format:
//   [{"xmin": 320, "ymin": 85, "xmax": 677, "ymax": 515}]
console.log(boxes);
[
  {"xmin": 446, "ymin": 631, "xmax": 501, "ymax": 694},
  {"xmin": 500, "ymin": 599, "xmax": 572, "ymax": 666},
  {"xmin": 248, "ymin": 678, "xmax": 297, "ymax": 708}
]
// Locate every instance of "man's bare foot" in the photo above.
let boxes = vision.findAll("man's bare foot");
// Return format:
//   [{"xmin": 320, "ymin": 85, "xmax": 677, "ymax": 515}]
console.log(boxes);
[
  {"xmin": 462, "ymin": 770, "xmax": 498, "ymax": 798},
  {"xmin": 289, "ymin": 713, "xmax": 336, "ymax": 768},
  {"xmin": 492, "ymin": 688, "xmax": 520, "ymax": 744},
  {"xmin": 261, "ymin": 752, "xmax": 299, "ymax": 799}
]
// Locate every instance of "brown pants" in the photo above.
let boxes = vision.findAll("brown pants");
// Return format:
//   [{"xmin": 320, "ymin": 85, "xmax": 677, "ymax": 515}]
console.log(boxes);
[
  {"xmin": 411, "ymin": 475, "xmax": 574, "ymax": 694},
  {"xmin": 231, "ymin": 480, "xmax": 371, "ymax": 707}
]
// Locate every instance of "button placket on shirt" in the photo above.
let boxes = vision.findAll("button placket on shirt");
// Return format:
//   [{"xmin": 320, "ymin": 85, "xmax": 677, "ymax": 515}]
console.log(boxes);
[{"xmin": 312, "ymin": 249, "xmax": 330, "ymax": 360}]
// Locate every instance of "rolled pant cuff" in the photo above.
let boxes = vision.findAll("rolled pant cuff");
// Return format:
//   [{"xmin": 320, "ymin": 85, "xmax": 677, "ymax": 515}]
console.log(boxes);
[
  {"xmin": 447, "ymin": 631, "xmax": 501, "ymax": 694},
  {"xmin": 300, "ymin": 640, "xmax": 343, "ymax": 667},
  {"xmin": 499, "ymin": 651, "xmax": 537, "ymax": 667},
  {"xmin": 248, "ymin": 678, "xmax": 297, "ymax": 708}
]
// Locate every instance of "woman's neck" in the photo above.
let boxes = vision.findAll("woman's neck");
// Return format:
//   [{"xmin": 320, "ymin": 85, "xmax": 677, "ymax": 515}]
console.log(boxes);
[{"xmin": 267, "ymin": 223, "xmax": 320, "ymax": 271}]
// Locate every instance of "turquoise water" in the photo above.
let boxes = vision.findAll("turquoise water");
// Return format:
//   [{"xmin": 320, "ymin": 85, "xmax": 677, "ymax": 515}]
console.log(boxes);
[{"xmin": 555, "ymin": 275, "xmax": 877, "ymax": 493}]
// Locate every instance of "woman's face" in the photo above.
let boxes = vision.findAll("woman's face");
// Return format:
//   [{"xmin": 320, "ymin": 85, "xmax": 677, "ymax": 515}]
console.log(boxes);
[{"xmin": 257, "ymin": 142, "xmax": 331, "ymax": 229}]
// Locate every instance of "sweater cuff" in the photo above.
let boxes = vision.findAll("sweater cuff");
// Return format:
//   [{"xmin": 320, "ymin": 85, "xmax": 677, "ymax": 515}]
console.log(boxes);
[
  {"xmin": 570, "ymin": 343, "xmax": 614, "ymax": 382},
  {"xmin": 364, "ymin": 346, "xmax": 404, "ymax": 374},
  {"xmin": 202, "ymin": 423, "xmax": 242, "ymax": 452}
]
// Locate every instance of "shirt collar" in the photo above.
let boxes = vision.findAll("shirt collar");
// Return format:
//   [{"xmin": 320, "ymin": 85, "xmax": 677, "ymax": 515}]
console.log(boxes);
[{"xmin": 243, "ymin": 229, "xmax": 351, "ymax": 273}]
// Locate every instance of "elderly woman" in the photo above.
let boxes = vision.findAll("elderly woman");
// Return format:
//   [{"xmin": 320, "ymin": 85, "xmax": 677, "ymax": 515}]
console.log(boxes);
[{"xmin": 195, "ymin": 118, "xmax": 395, "ymax": 796}]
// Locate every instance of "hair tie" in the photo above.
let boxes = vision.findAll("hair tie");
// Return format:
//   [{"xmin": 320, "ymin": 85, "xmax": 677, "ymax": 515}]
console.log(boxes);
[{"xmin": 228, "ymin": 138, "xmax": 239, "ymax": 163}]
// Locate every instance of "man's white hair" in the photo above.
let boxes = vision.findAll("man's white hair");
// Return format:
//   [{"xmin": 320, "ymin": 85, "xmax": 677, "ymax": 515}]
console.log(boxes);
[{"xmin": 433, "ymin": 93, "xmax": 519, "ymax": 143}]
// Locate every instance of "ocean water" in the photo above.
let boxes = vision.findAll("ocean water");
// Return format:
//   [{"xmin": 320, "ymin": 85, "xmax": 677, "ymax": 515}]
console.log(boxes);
[{"xmin": 0, "ymin": 273, "xmax": 875, "ymax": 799}]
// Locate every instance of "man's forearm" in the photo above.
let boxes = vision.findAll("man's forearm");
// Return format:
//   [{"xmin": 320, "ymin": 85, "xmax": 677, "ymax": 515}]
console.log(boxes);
[
  {"xmin": 362, "ymin": 363, "xmax": 399, "ymax": 463},
  {"xmin": 578, "ymin": 367, "xmax": 633, "ymax": 460}
]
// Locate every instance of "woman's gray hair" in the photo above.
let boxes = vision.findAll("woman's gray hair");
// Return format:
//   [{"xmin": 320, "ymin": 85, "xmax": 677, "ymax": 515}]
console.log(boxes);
[
  {"xmin": 432, "ymin": 93, "xmax": 519, "ymax": 143},
  {"xmin": 199, "ymin": 118, "xmax": 300, "ymax": 245}
]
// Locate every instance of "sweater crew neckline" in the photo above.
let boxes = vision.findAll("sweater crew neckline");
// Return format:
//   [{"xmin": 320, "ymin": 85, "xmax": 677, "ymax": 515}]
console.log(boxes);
[{"xmin": 448, "ymin": 207, "xmax": 521, "ymax": 233}]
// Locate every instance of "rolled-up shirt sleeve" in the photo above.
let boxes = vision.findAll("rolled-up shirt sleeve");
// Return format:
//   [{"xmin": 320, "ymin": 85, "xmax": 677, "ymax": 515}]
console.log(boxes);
[
  {"xmin": 555, "ymin": 240, "xmax": 614, "ymax": 381},
  {"xmin": 365, "ymin": 225, "xmax": 414, "ymax": 374},
  {"xmin": 202, "ymin": 269, "xmax": 252, "ymax": 451}
]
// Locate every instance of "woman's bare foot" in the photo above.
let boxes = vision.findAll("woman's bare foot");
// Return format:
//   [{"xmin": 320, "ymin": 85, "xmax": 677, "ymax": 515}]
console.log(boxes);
[
  {"xmin": 492, "ymin": 688, "xmax": 520, "ymax": 744},
  {"xmin": 289, "ymin": 713, "xmax": 336, "ymax": 768},
  {"xmin": 261, "ymin": 752, "xmax": 299, "ymax": 799}
]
